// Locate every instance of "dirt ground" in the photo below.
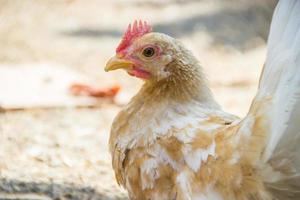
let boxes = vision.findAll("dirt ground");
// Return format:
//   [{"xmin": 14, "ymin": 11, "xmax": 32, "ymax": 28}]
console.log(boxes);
[{"xmin": 0, "ymin": 0, "xmax": 277, "ymax": 199}]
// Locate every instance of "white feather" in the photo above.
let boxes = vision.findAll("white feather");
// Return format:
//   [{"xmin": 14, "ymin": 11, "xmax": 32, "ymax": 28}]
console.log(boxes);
[
  {"xmin": 194, "ymin": 185, "xmax": 223, "ymax": 200},
  {"xmin": 257, "ymin": 0, "xmax": 300, "ymax": 162},
  {"xmin": 176, "ymin": 171, "xmax": 192, "ymax": 200},
  {"xmin": 245, "ymin": 1, "xmax": 300, "ymax": 196},
  {"xmin": 183, "ymin": 140, "xmax": 216, "ymax": 172}
]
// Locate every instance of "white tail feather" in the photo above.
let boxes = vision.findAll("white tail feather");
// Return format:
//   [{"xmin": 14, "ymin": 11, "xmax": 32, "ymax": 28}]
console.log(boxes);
[
  {"xmin": 250, "ymin": 1, "xmax": 300, "ymax": 198},
  {"xmin": 256, "ymin": 0, "xmax": 300, "ymax": 163}
]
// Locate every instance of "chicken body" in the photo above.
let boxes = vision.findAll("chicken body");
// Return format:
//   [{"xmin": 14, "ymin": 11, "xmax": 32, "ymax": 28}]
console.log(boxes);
[
  {"xmin": 109, "ymin": 63, "xmax": 271, "ymax": 200},
  {"xmin": 110, "ymin": 96, "xmax": 270, "ymax": 200},
  {"xmin": 106, "ymin": 1, "xmax": 300, "ymax": 199}
]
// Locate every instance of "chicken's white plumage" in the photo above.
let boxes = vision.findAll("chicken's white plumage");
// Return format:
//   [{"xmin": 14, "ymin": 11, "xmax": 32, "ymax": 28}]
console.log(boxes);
[
  {"xmin": 260, "ymin": 0, "xmax": 300, "ymax": 162},
  {"xmin": 244, "ymin": 0, "xmax": 300, "ymax": 197}
]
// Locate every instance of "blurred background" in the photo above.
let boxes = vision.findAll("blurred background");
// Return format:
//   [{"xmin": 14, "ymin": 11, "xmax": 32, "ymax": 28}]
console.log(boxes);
[{"xmin": 0, "ymin": 0, "xmax": 277, "ymax": 199}]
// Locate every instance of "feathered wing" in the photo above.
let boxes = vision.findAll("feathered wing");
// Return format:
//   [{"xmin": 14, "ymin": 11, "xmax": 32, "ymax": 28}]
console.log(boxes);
[{"xmin": 241, "ymin": 0, "xmax": 300, "ymax": 198}]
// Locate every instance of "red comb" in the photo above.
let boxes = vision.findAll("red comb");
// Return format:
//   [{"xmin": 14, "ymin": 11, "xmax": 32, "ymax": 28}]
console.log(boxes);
[{"xmin": 116, "ymin": 20, "xmax": 152, "ymax": 54}]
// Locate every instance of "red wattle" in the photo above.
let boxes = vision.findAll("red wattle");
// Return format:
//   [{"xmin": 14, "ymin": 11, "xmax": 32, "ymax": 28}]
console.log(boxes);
[{"xmin": 127, "ymin": 67, "xmax": 151, "ymax": 79}]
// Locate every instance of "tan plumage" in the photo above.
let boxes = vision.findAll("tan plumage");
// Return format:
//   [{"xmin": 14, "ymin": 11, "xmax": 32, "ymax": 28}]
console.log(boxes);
[{"xmin": 106, "ymin": 1, "xmax": 300, "ymax": 199}]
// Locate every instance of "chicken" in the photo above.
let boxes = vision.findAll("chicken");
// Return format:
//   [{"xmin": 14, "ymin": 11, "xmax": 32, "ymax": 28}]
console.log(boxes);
[{"xmin": 104, "ymin": 0, "xmax": 300, "ymax": 199}]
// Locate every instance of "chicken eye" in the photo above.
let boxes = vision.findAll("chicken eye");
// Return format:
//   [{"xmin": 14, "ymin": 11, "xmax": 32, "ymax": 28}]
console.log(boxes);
[{"xmin": 142, "ymin": 47, "xmax": 155, "ymax": 57}]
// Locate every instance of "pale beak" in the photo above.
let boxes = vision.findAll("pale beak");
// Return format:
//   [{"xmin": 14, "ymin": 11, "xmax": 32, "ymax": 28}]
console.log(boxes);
[{"xmin": 105, "ymin": 56, "xmax": 134, "ymax": 72}]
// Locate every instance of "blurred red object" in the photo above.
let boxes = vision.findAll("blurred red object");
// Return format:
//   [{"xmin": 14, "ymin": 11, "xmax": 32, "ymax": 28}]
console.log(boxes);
[{"xmin": 70, "ymin": 83, "xmax": 120, "ymax": 98}]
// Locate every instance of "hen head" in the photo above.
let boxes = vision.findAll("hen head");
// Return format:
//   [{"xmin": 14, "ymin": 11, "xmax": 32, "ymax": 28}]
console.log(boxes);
[{"xmin": 105, "ymin": 20, "xmax": 199, "ymax": 82}]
